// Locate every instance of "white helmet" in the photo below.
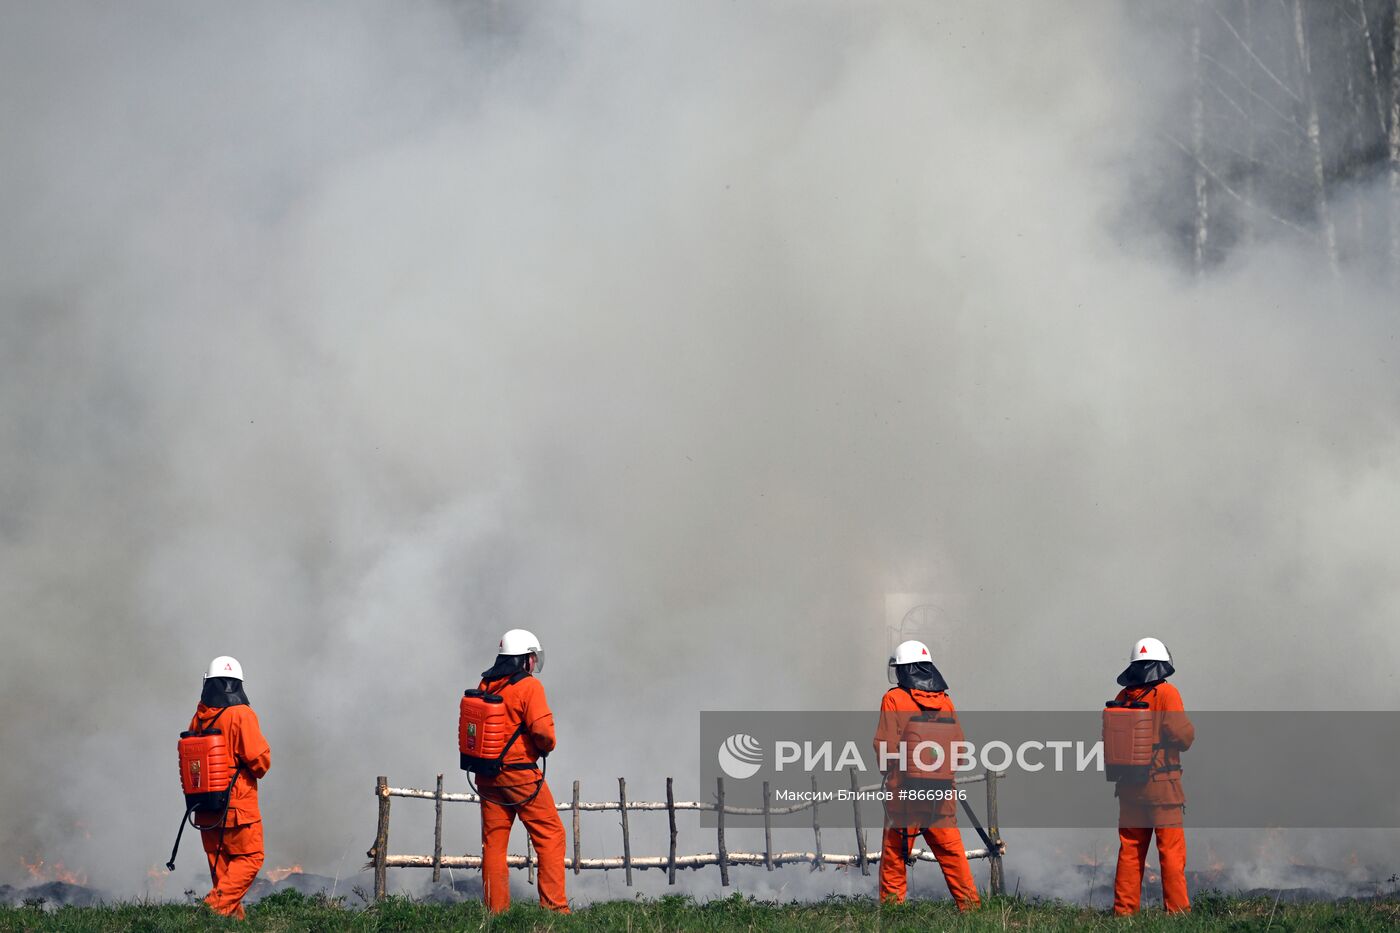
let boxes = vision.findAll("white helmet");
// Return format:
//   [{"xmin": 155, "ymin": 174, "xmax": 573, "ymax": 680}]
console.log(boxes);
[
  {"xmin": 1130, "ymin": 637, "xmax": 1171, "ymax": 663},
  {"xmin": 498, "ymin": 629, "xmax": 544, "ymax": 672},
  {"xmin": 887, "ymin": 639, "xmax": 932, "ymax": 684},
  {"xmin": 204, "ymin": 656, "xmax": 244, "ymax": 681}
]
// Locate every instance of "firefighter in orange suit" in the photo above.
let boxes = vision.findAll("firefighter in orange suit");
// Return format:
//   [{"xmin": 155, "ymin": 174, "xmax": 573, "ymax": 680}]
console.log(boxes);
[
  {"xmin": 1111, "ymin": 637, "xmax": 1194, "ymax": 915},
  {"xmin": 190, "ymin": 656, "xmax": 271, "ymax": 920},
  {"xmin": 476, "ymin": 629, "xmax": 569, "ymax": 913},
  {"xmin": 873, "ymin": 640, "xmax": 981, "ymax": 910}
]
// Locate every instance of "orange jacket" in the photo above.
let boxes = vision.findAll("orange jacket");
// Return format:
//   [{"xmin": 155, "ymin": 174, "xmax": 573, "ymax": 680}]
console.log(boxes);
[
  {"xmin": 1112, "ymin": 681, "xmax": 1193, "ymax": 806},
  {"xmin": 874, "ymin": 686, "xmax": 964, "ymax": 826},
  {"xmin": 188, "ymin": 704, "xmax": 271, "ymax": 827},
  {"xmin": 477, "ymin": 673, "xmax": 556, "ymax": 768}
]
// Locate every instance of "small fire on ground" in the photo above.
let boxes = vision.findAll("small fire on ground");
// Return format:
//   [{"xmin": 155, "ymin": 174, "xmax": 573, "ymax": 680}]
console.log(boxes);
[
  {"xmin": 265, "ymin": 864, "xmax": 303, "ymax": 883},
  {"xmin": 21, "ymin": 856, "xmax": 87, "ymax": 886}
]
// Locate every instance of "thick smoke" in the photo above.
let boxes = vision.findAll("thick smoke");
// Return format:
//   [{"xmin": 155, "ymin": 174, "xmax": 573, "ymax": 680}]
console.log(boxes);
[{"xmin": 2, "ymin": 0, "xmax": 1397, "ymax": 898}]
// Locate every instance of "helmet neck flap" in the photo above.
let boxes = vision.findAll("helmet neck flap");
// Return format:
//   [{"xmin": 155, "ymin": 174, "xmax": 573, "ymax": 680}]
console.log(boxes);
[
  {"xmin": 481, "ymin": 653, "xmax": 533, "ymax": 683},
  {"xmin": 1116, "ymin": 658, "xmax": 1175, "ymax": 688},
  {"xmin": 896, "ymin": 660, "xmax": 949, "ymax": 693},
  {"xmin": 200, "ymin": 676, "xmax": 249, "ymax": 708}
]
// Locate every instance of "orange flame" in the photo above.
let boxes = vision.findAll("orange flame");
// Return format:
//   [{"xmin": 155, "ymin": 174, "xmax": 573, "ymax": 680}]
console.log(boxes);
[
  {"xmin": 265, "ymin": 864, "xmax": 303, "ymax": 883},
  {"xmin": 145, "ymin": 864, "xmax": 167, "ymax": 894},
  {"xmin": 21, "ymin": 856, "xmax": 88, "ymax": 886}
]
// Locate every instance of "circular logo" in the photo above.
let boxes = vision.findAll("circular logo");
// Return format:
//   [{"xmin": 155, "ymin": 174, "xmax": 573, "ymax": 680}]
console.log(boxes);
[{"xmin": 717, "ymin": 733, "xmax": 763, "ymax": 780}]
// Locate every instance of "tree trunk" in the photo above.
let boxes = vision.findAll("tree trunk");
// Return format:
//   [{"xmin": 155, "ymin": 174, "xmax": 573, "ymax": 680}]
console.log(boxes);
[
  {"xmin": 1192, "ymin": 0, "xmax": 1209, "ymax": 273},
  {"xmin": 1344, "ymin": 8, "xmax": 1368, "ymax": 247},
  {"xmin": 1356, "ymin": 0, "xmax": 1389, "ymax": 136},
  {"xmin": 1292, "ymin": 0, "xmax": 1339, "ymax": 274},
  {"xmin": 1390, "ymin": 0, "xmax": 1400, "ymax": 285},
  {"xmin": 1241, "ymin": 0, "xmax": 1257, "ymax": 249}
]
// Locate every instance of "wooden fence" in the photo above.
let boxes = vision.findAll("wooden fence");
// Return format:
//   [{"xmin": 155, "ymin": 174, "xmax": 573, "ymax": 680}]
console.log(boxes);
[{"xmin": 366, "ymin": 771, "xmax": 1007, "ymax": 900}]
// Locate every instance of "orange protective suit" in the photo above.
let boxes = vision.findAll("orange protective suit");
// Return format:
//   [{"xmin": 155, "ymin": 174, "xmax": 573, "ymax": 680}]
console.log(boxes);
[
  {"xmin": 1111, "ymin": 681, "xmax": 1194, "ymax": 916},
  {"xmin": 188, "ymin": 703, "xmax": 271, "ymax": 920},
  {"xmin": 475, "ymin": 673, "xmax": 569, "ymax": 914},
  {"xmin": 873, "ymin": 687, "xmax": 981, "ymax": 910}
]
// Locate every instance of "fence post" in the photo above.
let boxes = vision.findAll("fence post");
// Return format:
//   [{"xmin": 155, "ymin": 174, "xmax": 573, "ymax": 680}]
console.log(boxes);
[
  {"xmin": 526, "ymin": 835, "xmax": 535, "ymax": 886},
  {"xmin": 986, "ymin": 769, "xmax": 1005, "ymax": 896},
  {"xmin": 373, "ymin": 776, "xmax": 390, "ymax": 900},
  {"xmin": 716, "ymin": 776, "xmax": 730, "ymax": 887},
  {"xmin": 432, "ymin": 773, "xmax": 444, "ymax": 883},
  {"xmin": 762, "ymin": 781, "xmax": 774, "ymax": 870},
  {"xmin": 811, "ymin": 774, "xmax": 824, "ymax": 871},
  {"xmin": 666, "ymin": 777, "xmax": 678, "ymax": 886},
  {"xmin": 571, "ymin": 780, "xmax": 581, "ymax": 876},
  {"xmin": 619, "ymin": 777, "xmax": 633, "ymax": 887},
  {"xmin": 849, "ymin": 769, "xmax": 868, "ymax": 876}
]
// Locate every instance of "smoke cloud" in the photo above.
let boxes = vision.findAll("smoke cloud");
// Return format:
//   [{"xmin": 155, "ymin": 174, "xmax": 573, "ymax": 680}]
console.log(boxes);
[{"xmin": 2, "ymin": 0, "xmax": 1397, "ymax": 898}]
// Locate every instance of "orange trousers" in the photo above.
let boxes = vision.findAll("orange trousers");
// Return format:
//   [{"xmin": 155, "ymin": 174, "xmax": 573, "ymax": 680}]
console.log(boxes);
[
  {"xmin": 1114, "ymin": 803, "xmax": 1188, "ymax": 915},
  {"xmin": 200, "ymin": 821, "xmax": 264, "ymax": 920},
  {"xmin": 879, "ymin": 826, "xmax": 981, "ymax": 910},
  {"xmin": 479, "ymin": 773, "xmax": 569, "ymax": 913}
]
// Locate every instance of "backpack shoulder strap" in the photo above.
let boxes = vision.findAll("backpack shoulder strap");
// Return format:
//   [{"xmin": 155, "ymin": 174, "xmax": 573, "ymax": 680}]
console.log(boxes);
[
  {"xmin": 196, "ymin": 706, "xmax": 230, "ymax": 732},
  {"xmin": 1130, "ymin": 684, "xmax": 1160, "ymax": 705}
]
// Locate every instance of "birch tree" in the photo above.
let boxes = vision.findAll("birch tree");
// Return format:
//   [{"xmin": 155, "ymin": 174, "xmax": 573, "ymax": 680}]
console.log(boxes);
[
  {"xmin": 1390, "ymin": 0, "xmax": 1400, "ymax": 283},
  {"xmin": 1291, "ymin": 0, "xmax": 1340, "ymax": 275},
  {"xmin": 1354, "ymin": 0, "xmax": 1389, "ymax": 135},
  {"xmin": 1192, "ymin": 0, "xmax": 1209, "ymax": 273},
  {"xmin": 1241, "ymin": 0, "xmax": 1257, "ymax": 249}
]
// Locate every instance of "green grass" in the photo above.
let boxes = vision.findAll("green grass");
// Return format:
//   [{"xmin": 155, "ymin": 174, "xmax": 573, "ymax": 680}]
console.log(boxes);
[{"xmin": 0, "ymin": 891, "xmax": 1397, "ymax": 932}]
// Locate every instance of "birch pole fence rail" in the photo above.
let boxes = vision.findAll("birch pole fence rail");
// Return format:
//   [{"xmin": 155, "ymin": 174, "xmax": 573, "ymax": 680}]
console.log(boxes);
[{"xmin": 366, "ymin": 771, "xmax": 1008, "ymax": 901}]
